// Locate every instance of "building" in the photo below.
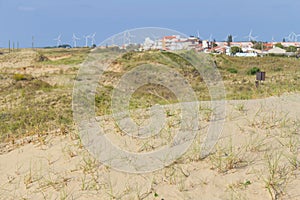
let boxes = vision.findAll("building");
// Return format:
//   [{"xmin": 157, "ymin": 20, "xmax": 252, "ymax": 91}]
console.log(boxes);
[{"xmin": 267, "ymin": 47, "xmax": 287, "ymax": 54}]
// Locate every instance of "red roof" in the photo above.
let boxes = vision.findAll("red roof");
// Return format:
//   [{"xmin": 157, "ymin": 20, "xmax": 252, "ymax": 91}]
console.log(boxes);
[{"xmin": 163, "ymin": 36, "xmax": 177, "ymax": 40}]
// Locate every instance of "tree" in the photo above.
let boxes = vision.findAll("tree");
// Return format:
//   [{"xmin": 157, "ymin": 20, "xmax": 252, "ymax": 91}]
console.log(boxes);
[
  {"xmin": 283, "ymin": 38, "xmax": 286, "ymax": 42},
  {"xmin": 230, "ymin": 46, "xmax": 242, "ymax": 55},
  {"xmin": 275, "ymin": 43, "xmax": 284, "ymax": 49},
  {"xmin": 212, "ymin": 39, "xmax": 218, "ymax": 48},
  {"xmin": 252, "ymin": 42, "xmax": 264, "ymax": 50},
  {"xmin": 227, "ymin": 35, "xmax": 233, "ymax": 46},
  {"xmin": 286, "ymin": 46, "xmax": 297, "ymax": 52}
]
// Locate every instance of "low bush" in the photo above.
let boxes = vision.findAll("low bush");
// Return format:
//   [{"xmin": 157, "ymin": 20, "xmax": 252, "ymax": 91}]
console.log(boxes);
[
  {"xmin": 227, "ymin": 68, "xmax": 238, "ymax": 74},
  {"xmin": 247, "ymin": 67, "xmax": 260, "ymax": 75},
  {"xmin": 12, "ymin": 74, "xmax": 33, "ymax": 81}
]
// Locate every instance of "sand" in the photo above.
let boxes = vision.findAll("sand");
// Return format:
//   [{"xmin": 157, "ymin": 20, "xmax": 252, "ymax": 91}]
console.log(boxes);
[{"xmin": 0, "ymin": 93, "xmax": 299, "ymax": 200}]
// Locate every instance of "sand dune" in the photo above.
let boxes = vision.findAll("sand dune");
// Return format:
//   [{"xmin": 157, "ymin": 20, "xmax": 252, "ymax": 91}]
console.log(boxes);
[{"xmin": 0, "ymin": 93, "xmax": 299, "ymax": 200}]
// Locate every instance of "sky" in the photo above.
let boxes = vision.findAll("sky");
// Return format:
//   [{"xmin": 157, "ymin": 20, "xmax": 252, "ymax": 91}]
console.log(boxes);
[{"xmin": 1, "ymin": 0, "xmax": 300, "ymax": 47}]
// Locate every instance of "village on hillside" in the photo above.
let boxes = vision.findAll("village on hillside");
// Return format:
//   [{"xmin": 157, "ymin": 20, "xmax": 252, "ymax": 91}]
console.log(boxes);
[{"xmin": 140, "ymin": 34, "xmax": 300, "ymax": 57}]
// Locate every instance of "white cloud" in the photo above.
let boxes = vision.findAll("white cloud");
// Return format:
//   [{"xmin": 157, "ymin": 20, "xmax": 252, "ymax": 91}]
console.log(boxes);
[{"xmin": 17, "ymin": 6, "xmax": 36, "ymax": 12}]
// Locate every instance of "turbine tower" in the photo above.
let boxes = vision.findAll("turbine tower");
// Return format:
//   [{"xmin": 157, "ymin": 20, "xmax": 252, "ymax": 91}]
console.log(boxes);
[
  {"xmin": 83, "ymin": 35, "xmax": 90, "ymax": 47},
  {"xmin": 123, "ymin": 31, "xmax": 135, "ymax": 46},
  {"xmin": 90, "ymin": 33, "xmax": 96, "ymax": 46},
  {"xmin": 208, "ymin": 34, "xmax": 213, "ymax": 42},
  {"xmin": 197, "ymin": 30, "xmax": 201, "ymax": 39},
  {"xmin": 72, "ymin": 33, "xmax": 80, "ymax": 48},
  {"xmin": 232, "ymin": 35, "xmax": 238, "ymax": 42},
  {"xmin": 54, "ymin": 34, "xmax": 62, "ymax": 47}
]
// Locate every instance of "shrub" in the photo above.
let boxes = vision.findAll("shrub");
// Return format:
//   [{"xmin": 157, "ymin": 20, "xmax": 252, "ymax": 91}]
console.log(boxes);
[
  {"xmin": 247, "ymin": 67, "xmax": 260, "ymax": 75},
  {"xmin": 36, "ymin": 53, "xmax": 49, "ymax": 62},
  {"xmin": 227, "ymin": 68, "xmax": 238, "ymax": 74},
  {"xmin": 13, "ymin": 74, "xmax": 27, "ymax": 81}
]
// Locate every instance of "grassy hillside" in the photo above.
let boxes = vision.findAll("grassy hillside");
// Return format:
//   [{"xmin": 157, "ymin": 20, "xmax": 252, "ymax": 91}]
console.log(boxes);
[{"xmin": 95, "ymin": 50, "xmax": 300, "ymax": 115}]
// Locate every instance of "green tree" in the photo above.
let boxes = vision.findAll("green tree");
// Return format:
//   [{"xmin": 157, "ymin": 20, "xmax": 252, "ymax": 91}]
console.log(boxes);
[
  {"xmin": 230, "ymin": 46, "xmax": 242, "ymax": 55},
  {"xmin": 275, "ymin": 43, "xmax": 284, "ymax": 49},
  {"xmin": 227, "ymin": 35, "xmax": 233, "ymax": 46},
  {"xmin": 286, "ymin": 46, "xmax": 297, "ymax": 52}
]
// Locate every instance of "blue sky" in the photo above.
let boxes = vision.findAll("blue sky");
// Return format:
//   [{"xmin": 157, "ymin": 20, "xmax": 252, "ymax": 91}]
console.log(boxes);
[{"xmin": 1, "ymin": 0, "xmax": 300, "ymax": 47}]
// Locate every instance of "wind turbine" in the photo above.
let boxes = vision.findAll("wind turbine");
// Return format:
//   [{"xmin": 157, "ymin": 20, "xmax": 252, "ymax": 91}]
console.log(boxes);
[
  {"xmin": 90, "ymin": 33, "xmax": 96, "ymax": 46},
  {"xmin": 110, "ymin": 36, "xmax": 115, "ymax": 46},
  {"xmin": 295, "ymin": 33, "xmax": 300, "ymax": 42},
  {"xmin": 83, "ymin": 35, "xmax": 90, "ymax": 47},
  {"xmin": 197, "ymin": 30, "xmax": 201, "ymax": 39},
  {"xmin": 232, "ymin": 35, "xmax": 238, "ymax": 42},
  {"xmin": 72, "ymin": 33, "xmax": 80, "ymax": 48},
  {"xmin": 123, "ymin": 31, "xmax": 135, "ymax": 46},
  {"xmin": 284, "ymin": 34, "xmax": 290, "ymax": 42},
  {"xmin": 245, "ymin": 30, "xmax": 258, "ymax": 41},
  {"xmin": 289, "ymin": 32, "xmax": 300, "ymax": 42},
  {"xmin": 288, "ymin": 32, "xmax": 295, "ymax": 42},
  {"xmin": 208, "ymin": 34, "xmax": 213, "ymax": 42},
  {"xmin": 54, "ymin": 34, "xmax": 62, "ymax": 47}
]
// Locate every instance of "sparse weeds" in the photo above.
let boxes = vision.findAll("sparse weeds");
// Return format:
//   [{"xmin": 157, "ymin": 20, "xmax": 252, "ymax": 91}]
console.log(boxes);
[
  {"xmin": 210, "ymin": 139, "xmax": 249, "ymax": 173},
  {"xmin": 263, "ymin": 152, "xmax": 291, "ymax": 200},
  {"xmin": 37, "ymin": 172, "xmax": 71, "ymax": 197},
  {"xmin": 235, "ymin": 103, "xmax": 246, "ymax": 113},
  {"xmin": 245, "ymin": 133, "xmax": 268, "ymax": 153},
  {"xmin": 81, "ymin": 155, "xmax": 99, "ymax": 174}
]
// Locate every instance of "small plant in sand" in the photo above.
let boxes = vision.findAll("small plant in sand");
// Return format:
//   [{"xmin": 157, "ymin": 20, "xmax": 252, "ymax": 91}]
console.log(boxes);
[
  {"xmin": 263, "ymin": 152, "xmax": 291, "ymax": 200},
  {"xmin": 209, "ymin": 139, "xmax": 249, "ymax": 173},
  {"xmin": 235, "ymin": 103, "xmax": 246, "ymax": 112}
]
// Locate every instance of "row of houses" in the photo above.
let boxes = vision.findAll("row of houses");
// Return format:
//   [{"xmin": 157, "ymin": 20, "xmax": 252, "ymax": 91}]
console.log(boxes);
[{"xmin": 141, "ymin": 35, "xmax": 300, "ymax": 57}]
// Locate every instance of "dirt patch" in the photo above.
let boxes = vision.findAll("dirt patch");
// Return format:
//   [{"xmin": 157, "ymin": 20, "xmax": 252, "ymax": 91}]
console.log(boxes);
[{"xmin": 47, "ymin": 54, "xmax": 72, "ymax": 61}]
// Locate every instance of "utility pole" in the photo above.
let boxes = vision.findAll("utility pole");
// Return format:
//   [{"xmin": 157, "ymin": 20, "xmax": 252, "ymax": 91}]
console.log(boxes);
[
  {"xmin": 32, "ymin": 36, "xmax": 34, "ymax": 49},
  {"xmin": 8, "ymin": 40, "xmax": 11, "ymax": 53},
  {"xmin": 17, "ymin": 41, "xmax": 19, "ymax": 50},
  {"xmin": 13, "ymin": 42, "xmax": 15, "ymax": 51}
]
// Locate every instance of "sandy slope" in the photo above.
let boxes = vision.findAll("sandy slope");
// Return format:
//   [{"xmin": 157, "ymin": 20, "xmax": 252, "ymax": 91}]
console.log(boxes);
[{"xmin": 0, "ymin": 93, "xmax": 299, "ymax": 200}]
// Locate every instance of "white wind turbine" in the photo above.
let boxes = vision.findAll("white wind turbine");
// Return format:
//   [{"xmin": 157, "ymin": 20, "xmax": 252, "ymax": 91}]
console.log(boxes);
[
  {"xmin": 284, "ymin": 34, "xmax": 290, "ymax": 42},
  {"xmin": 83, "ymin": 35, "xmax": 91, "ymax": 47},
  {"xmin": 245, "ymin": 30, "xmax": 258, "ymax": 41},
  {"xmin": 295, "ymin": 33, "xmax": 300, "ymax": 42},
  {"xmin": 289, "ymin": 32, "xmax": 300, "ymax": 42},
  {"xmin": 197, "ymin": 30, "xmax": 201, "ymax": 39},
  {"xmin": 123, "ymin": 31, "xmax": 135, "ymax": 46},
  {"xmin": 72, "ymin": 33, "xmax": 80, "ymax": 48},
  {"xmin": 208, "ymin": 34, "xmax": 213, "ymax": 42},
  {"xmin": 288, "ymin": 32, "xmax": 295, "ymax": 42},
  {"xmin": 90, "ymin": 33, "xmax": 96, "ymax": 46},
  {"xmin": 54, "ymin": 34, "xmax": 62, "ymax": 47},
  {"xmin": 232, "ymin": 35, "xmax": 238, "ymax": 42}
]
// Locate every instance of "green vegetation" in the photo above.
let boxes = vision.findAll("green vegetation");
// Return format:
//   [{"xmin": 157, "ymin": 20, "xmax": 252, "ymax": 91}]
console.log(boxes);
[
  {"xmin": 12, "ymin": 73, "xmax": 31, "ymax": 81},
  {"xmin": 275, "ymin": 43, "xmax": 284, "ymax": 49},
  {"xmin": 286, "ymin": 45, "xmax": 297, "ymax": 52},
  {"xmin": 1, "ymin": 48, "xmax": 300, "ymax": 142},
  {"xmin": 230, "ymin": 46, "xmax": 242, "ymax": 55},
  {"xmin": 247, "ymin": 67, "xmax": 260, "ymax": 75},
  {"xmin": 37, "ymin": 48, "xmax": 90, "ymax": 65},
  {"xmin": 227, "ymin": 68, "xmax": 238, "ymax": 74}
]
